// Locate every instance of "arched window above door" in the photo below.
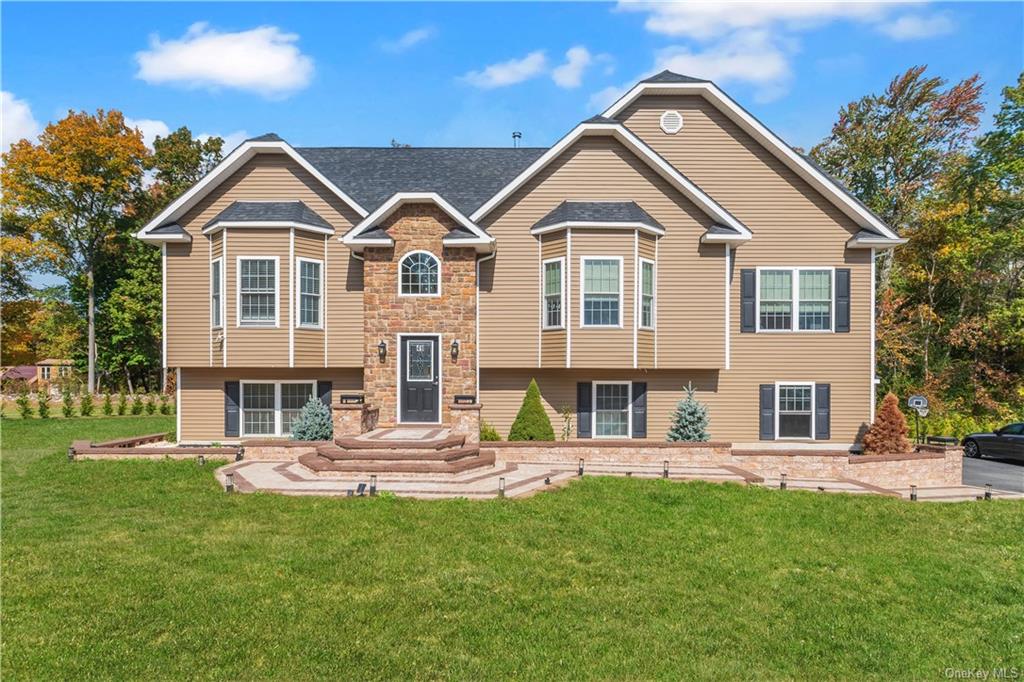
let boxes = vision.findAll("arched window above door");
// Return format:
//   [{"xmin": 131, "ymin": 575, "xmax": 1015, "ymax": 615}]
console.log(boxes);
[{"xmin": 399, "ymin": 251, "xmax": 440, "ymax": 296}]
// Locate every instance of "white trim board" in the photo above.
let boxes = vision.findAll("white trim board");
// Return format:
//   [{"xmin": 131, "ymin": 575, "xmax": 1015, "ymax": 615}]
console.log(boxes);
[
  {"xmin": 579, "ymin": 255, "xmax": 624, "ymax": 329},
  {"xmin": 137, "ymin": 139, "xmax": 367, "ymax": 240},
  {"xmin": 342, "ymin": 192, "xmax": 495, "ymax": 253},
  {"xmin": 532, "ymin": 220, "xmax": 664, "ymax": 237},
  {"xmin": 601, "ymin": 80, "xmax": 900, "ymax": 240},
  {"xmin": 203, "ymin": 220, "xmax": 334, "ymax": 236},
  {"xmin": 235, "ymin": 255, "xmax": 281, "ymax": 328}
]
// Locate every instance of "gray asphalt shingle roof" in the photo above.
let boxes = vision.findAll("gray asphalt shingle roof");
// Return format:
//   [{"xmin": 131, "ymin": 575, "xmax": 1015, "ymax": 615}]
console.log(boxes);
[
  {"xmin": 294, "ymin": 147, "xmax": 547, "ymax": 216},
  {"xmin": 534, "ymin": 201, "xmax": 665, "ymax": 231},
  {"xmin": 204, "ymin": 201, "xmax": 332, "ymax": 230},
  {"xmin": 641, "ymin": 70, "xmax": 710, "ymax": 84}
]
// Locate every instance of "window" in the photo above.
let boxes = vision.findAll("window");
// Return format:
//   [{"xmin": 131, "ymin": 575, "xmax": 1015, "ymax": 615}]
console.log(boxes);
[
  {"xmin": 777, "ymin": 384, "xmax": 813, "ymax": 439},
  {"xmin": 594, "ymin": 382, "xmax": 631, "ymax": 438},
  {"xmin": 542, "ymin": 258, "xmax": 564, "ymax": 329},
  {"xmin": 211, "ymin": 258, "xmax": 223, "ymax": 328},
  {"xmin": 582, "ymin": 257, "xmax": 622, "ymax": 327},
  {"xmin": 40, "ymin": 366, "xmax": 51, "ymax": 380},
  {"xmin": 400, "ymin": 251, "xmax": 439, "ymax": 296},
  {"xmin": 58, "ymin": 365, "xmax": 70, "ymax": 377},
  {"xmin": 758, "ymin": 268, "xmax": 834, "ymax": 332},
  {"xmin": 296, "ymin": 258, "xmax": 322, "ymax": 328},
  {"xmin": 241, "ymin": 381, "xmax": 316, "ymax": 437},
  {"xmin": 639, "ymin": 259, "xmax": 655, "ymax": 329},
  {"xmin": 238, "ymin": 257, "xmax": 277, "ymax": 326}
]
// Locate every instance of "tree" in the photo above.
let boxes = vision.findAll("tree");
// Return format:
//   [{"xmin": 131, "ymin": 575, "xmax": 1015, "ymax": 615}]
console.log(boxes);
[
  {"xmin": 290, "ymin": 397, "xmax": 333, "ymax": 441},
  {"xmin": 666, "ymin": 382, "xmax": 710, "ymax": 442},
  {"xmin": 508, "ymin": 379, "xmax": 555, "ymax": 441},
  {"xmin": 1, "ymin": 110, "xmax": 148, "ymax": 393},
  {"xmin": 862, "ymin": 393, "xmax": 912, "ymax": 455}
]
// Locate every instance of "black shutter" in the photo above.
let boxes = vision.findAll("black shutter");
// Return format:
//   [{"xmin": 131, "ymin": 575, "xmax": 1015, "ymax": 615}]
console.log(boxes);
[
  {"xmin": 759, "ymin": 384, "xmax": 775, "ymax": 440},
  {"xmin": 741, "ymin": 269, "xmax": 756, "ymax": 332},
  {"xmin": 577, "ymin": 382, "xmax": 592, "ymax": 439},
  {"xmin": 835, "ymin": 269, "xmax": 851, "ymax": 333},
  {"xmin": 224, "ymin": 381, "xmax": 240, "ymax": 438},
  {"xmin": 631, "ymin": 382, "xmax": 647, "ymax": 439},
  {"xmin": 317, "ymin": 380, "xmax": 332, "ymax": 408},
  {"xmin": 815, "ymin": 383, "xmax": 831, "ymax": 440}
]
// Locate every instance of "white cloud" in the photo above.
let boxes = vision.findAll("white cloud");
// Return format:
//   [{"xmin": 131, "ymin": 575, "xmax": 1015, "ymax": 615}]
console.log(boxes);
[
  {"xmin": 552, "ymin": 46, "xmax": 594, "ymax": 88},
  {"xmin": 380, "ymin": 26, "xmax": 437, "ymax": 53},
  {"xmin": 876, "ymin": 13, "xmax": 954, "ymax": 40},
  {"xmin": 125, "ymin": 117, "xmax": 171, "ymax": 149},
  {"xmin": 617, "ymin": 1, "xmax": 899, "ymax": 40},
  {"xmin": 655, "ymin": 30, "xmax": 793, "ymax": 101},
  {"xmin": 199, "ymin": 129, "xmax": 249, "ymax": 153},
  {"xmin": 2, "ymin": 91, "xmax": 41, "ymax": 151},
  {"xmin": 588, "ymin": 85, "xmax": 628, "ymax": 111},
  {"xmin": 135, "ymin": 22, "xmax": 314, "ymax": 98},
  {"xmin": 461, "ymin": 50, "xmax": 548, "ymax": 89}
]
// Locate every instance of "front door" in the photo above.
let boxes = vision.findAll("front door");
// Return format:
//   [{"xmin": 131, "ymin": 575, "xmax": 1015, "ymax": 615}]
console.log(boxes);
[{"xmin": 400, "ymin": 336, "xmax": 439, "ymax": 423}]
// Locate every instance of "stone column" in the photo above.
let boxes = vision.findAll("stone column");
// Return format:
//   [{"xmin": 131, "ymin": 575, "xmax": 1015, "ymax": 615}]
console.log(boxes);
[
  {"xmin": 333, "ymin": 403, "xmax": 376, "ymax": 438},
  {"xmin": 451, "ymin": 403, "xmax": 481, "ymax": 443}
]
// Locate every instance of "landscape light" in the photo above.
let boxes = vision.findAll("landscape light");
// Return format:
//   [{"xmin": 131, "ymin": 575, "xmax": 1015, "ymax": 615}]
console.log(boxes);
[
  {"xmin": 985, "ymin": 484, "xmax": 992, "ymax": 501},
  {"xmin": 910, "ymin": 485, "xmax": 917, "ymax": 501},
  {"xmin": 225, "ymin": 472, "xmax": 234, "ymax": 493},
  {"xmin": 544, "ymin": 477, "xmax": 551, "ymax": 485},
  {"xmin": 578, "ymin": 458, "xmax": 584, "ymax": 477},
  {"xmin": 498, "ymin": 477, "xmax": 506, "ymax": 498},
  {"xmin": 370, "ymin": 475, "xmax": 377, "ymax": 496},
  {"xmin": 663, "ymin": 460, "xmax": 669, "ymax": 479},
  {"xmin": 198, "ymin": 454, "xmax": 205, "ymax": 466},
  {"xmin": 780, "ymin": 473, "xmax": 787, "ymax": 490}
]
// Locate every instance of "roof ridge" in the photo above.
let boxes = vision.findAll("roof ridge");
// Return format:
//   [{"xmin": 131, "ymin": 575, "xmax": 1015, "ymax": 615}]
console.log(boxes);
[{"xmin": 295, "ymin": 146, "xmax": 548, "ymax": 151}]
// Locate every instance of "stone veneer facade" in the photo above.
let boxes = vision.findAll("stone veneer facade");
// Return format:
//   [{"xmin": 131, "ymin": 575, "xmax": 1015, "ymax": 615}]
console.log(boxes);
[{"xmin": 362, "ymin": 204, "xmax": 478, "ymax": 426}]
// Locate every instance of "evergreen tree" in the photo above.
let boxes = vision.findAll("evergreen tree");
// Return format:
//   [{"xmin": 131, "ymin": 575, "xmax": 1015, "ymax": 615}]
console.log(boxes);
[
  {"xmin": 116, "ymin": 391, "xmax": 127, "ymax": 415},
  {"xmin": 290, "ymin": 397, "xmax": 333, "ymax": 441},
  {"xmin": 62, "ymin": 389, "xmax": 75, "ymax": 418},
  {"xmin": 36, "ymin": 389, "xmax": 50, "ymax": 419},
  {"xmin": 79, "ymin": 392, "xmax": 94, "ymax": 417},
  {"xmin": 508, "ymin": 378, "xmax": 555, "ymax": 441},
  {"xmin": 666, "ymin": 382, "xmax": 710, "ymax": 442},
  {"xmin": 15, "ymin": 390, "xmax": 33, "ymax": 419},
  {"xmin": 862, "ymin": 393, "xmax": 912, "ymax": 455},
  {"xmin": 102, "ymin": 393, "xmax": 113, "ymax": 416}
]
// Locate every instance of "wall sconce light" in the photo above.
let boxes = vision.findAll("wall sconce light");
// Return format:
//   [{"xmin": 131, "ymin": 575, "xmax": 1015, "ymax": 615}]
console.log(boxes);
[
  {"xmin": 377, "ymin": 340, "xmax": 387, "ymax": 362},
  {"xmin": 451, "ymin": 339, "xmax": 460, "ymax": 360}
]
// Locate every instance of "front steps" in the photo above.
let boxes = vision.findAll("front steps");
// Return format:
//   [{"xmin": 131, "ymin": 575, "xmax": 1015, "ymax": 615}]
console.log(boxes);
[{"xmin": 298, "ymin": 430, "xmax": 496, "ymax": 477}]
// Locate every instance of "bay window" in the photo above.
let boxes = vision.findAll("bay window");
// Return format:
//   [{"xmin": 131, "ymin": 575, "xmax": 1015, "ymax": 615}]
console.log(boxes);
[
  {"xmin": 639, "ymin": 258, "xmax": 655, "ymax": 329},
  {"xmin": 542, "ymin": 257, "xmax": 564, "ymax": 329},
  {"xmin": 296, "ymin": 258, "xmax": 322, "ymax": 328},
  {"xmin": 582, "ymin": 257, "xmax": 622, "ymax": 327},
  {"xmin": 238, "ymin": 257, "xmax": 278, "ymax": 326},
  {"xmin": 211, "ymin": 258, "xmax": 223, "ymax": 328}
]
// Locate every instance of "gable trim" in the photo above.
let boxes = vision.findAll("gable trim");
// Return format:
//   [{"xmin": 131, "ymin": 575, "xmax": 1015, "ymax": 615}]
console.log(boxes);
[
  {"xmin": 136, "ymin": 140, "xmax": 368, "ymax": 241},
  {"xmin": 531, "ymin": 220, "xmax": 665, "ymax": 237},
  {"xmin": 342, "ymin": 192, "xmax": 495, "ymax": 252},
  {"xmin": 601, "ymin": 81, "xmax": 900, "ymax": 240},
  {"xmin": 202, "ymin": 220, "xmax": 334, "ymax": 236},
  {"xmin": 469, "ymin": 122, "xmax": 752, "ymax": 239}
]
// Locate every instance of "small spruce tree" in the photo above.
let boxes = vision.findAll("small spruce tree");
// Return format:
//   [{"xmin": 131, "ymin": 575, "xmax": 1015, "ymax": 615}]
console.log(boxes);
[
  {"xmin": 15, "ymin": 390, "xmax": 33, "ymax": 419},
  {"xmin": 102, "ymin": 393, "xmax": 113, "ymax": 416},
  {"xmin": 79, "ymin": 392, "xmax": 94, "ymax": 417},
  {"xmin": 62, "ymin": 389, "xmax": 75, "ymax": 418},
  {"xmin": 116, "ymin": 392, "xmax": 128, "ymax": 415},
  {"xmin": 862, "ymin": 392, "xmax": 912, "ymax": 455},
  {"xmin": 131, "ymin": 394, "xmax": 144, "ymax": 415},
  {"xmin": 159, "ymin": 393, "xmax": 171, "ymax": 415},
  {"xmin": 290, "ymin": 396, "xmax": 333, "ymax": 441},
  {"xmin": 36, "ymin": 389, "xmax": 51, "ymax": 419},
  {"xmin": 508, "ymin": 378, "xmax": 555, "ymax": 441},
  {"xmin": 666, "ymin": 382, "xmax": 710, "ymax": 442},
  {"xmin": 145, "ymin": 394, "xmax": 157, "ymax": 414}
]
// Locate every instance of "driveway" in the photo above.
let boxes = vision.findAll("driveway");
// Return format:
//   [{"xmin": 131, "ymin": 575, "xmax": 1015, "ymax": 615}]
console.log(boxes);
[{"xmin": 963, "ymin": 456, "xmax": 1024, "ymax": 492}]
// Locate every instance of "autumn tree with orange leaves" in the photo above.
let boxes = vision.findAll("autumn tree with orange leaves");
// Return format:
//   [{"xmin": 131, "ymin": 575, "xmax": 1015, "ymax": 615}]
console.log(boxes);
[{"xmin": 1, "ymin": 110, "xmax": 148, "ymax": 393}]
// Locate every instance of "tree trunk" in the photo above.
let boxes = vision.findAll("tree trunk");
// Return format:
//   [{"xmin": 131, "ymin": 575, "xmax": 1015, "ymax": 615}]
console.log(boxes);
[{"xmin": 87, "ymin": 269, "xmax": 96, "ymax": 394}]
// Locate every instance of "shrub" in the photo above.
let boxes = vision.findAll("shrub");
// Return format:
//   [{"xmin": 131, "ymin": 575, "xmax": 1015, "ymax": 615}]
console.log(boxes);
[
  {"xmin": 862, "ymin": 392, "xmax": 912, "ymax": 455},
  {"xmin": 102, "ymin": 394, "xmax": 113, "ymax": 416},
  {"xmin": 667, "ymin": 382, "xmax": 710, "ymax": 442},
  {"xmin": 480, "ymin": 420, "xmax": 502, "ymax": 442},
  {"xmin": 79, "ymin": 392, "xmax": 94, "ymax": 417},
  {"xmin": 36, "ymin": 390, "xmax": 50, "ymax": 419},
  {"xmin": 15, "ymin": 391, "xmax": 33, "ymax": 419},
  {"xmin": 62, "ymin": 389, "xmax": 75, "ymax": 418},
  {"xmin": 508, "ymin": 379, "xmax": 554, "ymax": 441},
  {"xmin": 145, "ymin": 394, "xmax": 157, "ymax": 415},
  {"xmin": 131, "ymin": 394, "xmax": 144, "ymax": 415},
  {"xmin": 290, "ymin": 397, "xmax": 333, "ymax": 441},
  {"xmin": 559, "ymin": 404, "xmax": 574, "ymax": 441},
  {"xmin": 116, "ymin": 392, "xmax": 127, "ymax": 416},
  {"xmin": 159, "ymin": 393, "xmax": 171, "ymax": 415}
]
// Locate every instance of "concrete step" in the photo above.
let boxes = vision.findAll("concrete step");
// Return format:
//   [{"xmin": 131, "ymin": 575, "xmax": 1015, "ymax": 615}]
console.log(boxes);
[
  {"xmin": 316, "ymin": 443, "xmax": 480, "ymax": 462},
  {"xmin": 334, "ymin": 435, "xmax": 465, "ymax": 451},
  {"xmin": 298, "ymin": 449, "xmax": 496, "ymax": 477}
]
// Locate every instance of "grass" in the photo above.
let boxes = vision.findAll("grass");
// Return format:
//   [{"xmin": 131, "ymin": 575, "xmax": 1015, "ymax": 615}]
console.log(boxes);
[{"xmin": 3, "ymin": 418, "xmax": 1022, "ymax": 679}]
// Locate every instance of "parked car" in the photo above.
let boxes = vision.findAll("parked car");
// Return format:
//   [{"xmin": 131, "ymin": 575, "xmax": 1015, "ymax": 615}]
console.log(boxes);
[{"xmin": 962, "ymin": 423, "xmax": 1024, "ymax": 461}]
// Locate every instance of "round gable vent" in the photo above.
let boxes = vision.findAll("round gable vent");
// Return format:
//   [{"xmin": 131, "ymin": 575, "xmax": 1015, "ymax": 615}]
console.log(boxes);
[{"xmin": 660, "ymin": 110, "xmax": 683, "ymax": 134}]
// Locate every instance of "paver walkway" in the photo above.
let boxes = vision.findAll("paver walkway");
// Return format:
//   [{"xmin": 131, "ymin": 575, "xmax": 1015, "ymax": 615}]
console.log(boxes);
[{"xmin": 216, "ymin": 459, "xmax": 1023, "ymax": 502}]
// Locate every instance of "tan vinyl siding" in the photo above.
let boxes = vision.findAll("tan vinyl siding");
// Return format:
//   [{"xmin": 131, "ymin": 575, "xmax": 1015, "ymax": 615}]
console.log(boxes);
[
  {"xmin": 294, "ymin": 232, "xmax": 327, "ymax": 367},
  {"xmin": 226, "ymin": 229, "xmax": 290, "ymax": 367},
  {"xmin": 179, "ymin": 367, "xmax": 362, "ymax": 442},
  {"xmin": 540, "ymin": 232, "xmax": 567, "ymax": 367},
  {"xmin": 480, "ymin": 136, "xmax": 720, "ymax": 370},
  {"xmin": 166, "ymin": 152, "xmax": 363, "ymax": 369},
  {"xmin": 572, "ymin": 229, "xmax": 633, "ymax": 368}
]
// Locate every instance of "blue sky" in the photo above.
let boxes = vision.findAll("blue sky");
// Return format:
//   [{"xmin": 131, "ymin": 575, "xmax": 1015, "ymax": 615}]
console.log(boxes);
[{"xmin": 2, "ymin": 1, "xmax": 1021, "ymax": 156}]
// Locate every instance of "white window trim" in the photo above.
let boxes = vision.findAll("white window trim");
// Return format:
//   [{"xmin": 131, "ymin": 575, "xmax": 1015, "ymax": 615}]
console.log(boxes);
[
  {"xmin": 592, "ymin": 381, "xmax": 633, "ymax": 439},
  {"xmin": 235, "ymin": 255, "xmax": 280, "ymax": 328},
  {"xmin": 210, "ymin": 257, "xmax": 224, "ymax": 329},
  {"xmin": 541, "ymin": 256, "xmax": 566, "ymax": 330},
  {"xmin": 398, "ymin": 250, "xmax": 441, "ymax": 298},
  {"xmin": 638, "ymin": 257, "xmax": 656, "ymax": 330},
  {"xmin": 294, "ymin": 256, "xmax": 324, "ymax": 330},
  {"xmin": 580, "ymin": 256, "xmax": 624, "ymax": 329},
  {"xmin": 239, "ymin": 380, "xmax": 316, "ymax": 437},
  {"xmin": 755, "ymin": 266, "xmax": 835, "ymax": 333},
  {"xmin": 774, "ymin": 380, "xmax": 816, "ymax": 441},
  {"xmin": 40, "ymin": 366, "xmax": 51, "ymax": 380}
]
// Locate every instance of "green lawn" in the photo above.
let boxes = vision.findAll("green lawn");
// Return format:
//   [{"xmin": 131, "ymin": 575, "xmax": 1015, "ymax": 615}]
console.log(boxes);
[{"xmin": 3, "ymin": 417, "xmax": 1022, "ymax": 679}]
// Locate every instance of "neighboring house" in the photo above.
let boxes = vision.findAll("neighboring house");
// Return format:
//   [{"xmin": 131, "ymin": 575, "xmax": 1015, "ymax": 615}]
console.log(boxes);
[
  {"xmin": 35, "ymin": 359, "xmax": 74, "ymax": 386},
  {"xmin": 137, "ymin": 71, "xmax": 904, "ymax": 447},
  {"xmin": 1, "ymin": 365, "xmax": 38, "ymax": 389}
]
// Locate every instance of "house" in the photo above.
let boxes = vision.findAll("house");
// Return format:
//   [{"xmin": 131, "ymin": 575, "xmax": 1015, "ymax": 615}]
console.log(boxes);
[
  {"xmin": 1, "ymin": 365, "xmax": 37, "ymax": 389},
  {"xmin": 137, "ymin": 71, "xmax": 904, "ymax": 448},
  {"xmin": 35, "ymin": 359, "xmax": 74, "ymax": 386}
]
